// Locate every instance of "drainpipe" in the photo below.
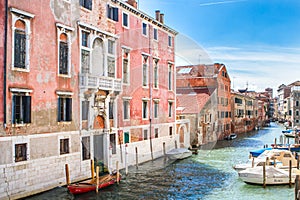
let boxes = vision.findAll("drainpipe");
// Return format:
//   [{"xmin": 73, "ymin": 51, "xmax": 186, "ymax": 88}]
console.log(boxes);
[{"xmin": 3, "ymin": 0, "xmax": 8, "ymax": 127}]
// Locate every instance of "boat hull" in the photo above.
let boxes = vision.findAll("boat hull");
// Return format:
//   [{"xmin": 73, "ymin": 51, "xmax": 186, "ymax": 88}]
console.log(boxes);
[
  {"xmin": 238, "ymin": 166, "xmax": 297, "ymax": 185},
  {"xmin": 166, "ymin": 148, "xmax": 192, "ymax": 160},
  {"xmin": 67, "ymin": 174, "xmax": 120, "ymax": 195}
]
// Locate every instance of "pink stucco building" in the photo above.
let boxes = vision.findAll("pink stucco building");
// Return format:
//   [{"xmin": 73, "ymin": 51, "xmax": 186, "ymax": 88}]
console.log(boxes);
[{"xmin": 0, "ymin": 0, "xmax": 182, "ymax": 198}]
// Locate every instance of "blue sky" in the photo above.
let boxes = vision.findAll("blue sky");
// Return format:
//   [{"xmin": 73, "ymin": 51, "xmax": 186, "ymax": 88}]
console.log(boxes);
[{"xmin": 138, "ymin": 0, "xmax": 300, "ymax": 95}]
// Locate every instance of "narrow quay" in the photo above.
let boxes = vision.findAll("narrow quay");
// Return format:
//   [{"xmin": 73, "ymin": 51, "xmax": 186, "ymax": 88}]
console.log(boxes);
[{"xmin": 25, "ymin": 122, "xmax": 296, "ymax": 200}]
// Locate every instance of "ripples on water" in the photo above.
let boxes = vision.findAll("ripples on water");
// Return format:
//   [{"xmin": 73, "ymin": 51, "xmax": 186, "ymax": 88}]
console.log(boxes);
[{"xmin": 25, "ymin": 123, "xmax": 295, "ymax": 200}]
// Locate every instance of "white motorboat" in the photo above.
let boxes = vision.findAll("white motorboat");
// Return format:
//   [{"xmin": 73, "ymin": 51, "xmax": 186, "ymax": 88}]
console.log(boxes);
[
  {"xmin": 238, "ymin": 166, "xmax": 300, "ymax": 185},
  {"xmin": 166, "ymin": 148, "xmax": 192, "ymax": 160},
  {"xmin": 233, "ymin": 149, "xmax": 297, "ymax": 172}
]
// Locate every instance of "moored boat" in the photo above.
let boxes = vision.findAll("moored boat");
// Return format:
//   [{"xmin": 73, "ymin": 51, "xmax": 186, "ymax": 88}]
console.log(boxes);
[
  {"xmin": 224, "ymin": 133, "xmax": 237, "ymax": 140},
  {"xmin": 166, "ymin": 148, "xmax": 192, "ymax": 160},
  {"xmin": 67, "ymin": 172, "xmax": 120, "ymax": 195},
  {"xmin": 238, "ymin": 166, "xmax": 300, "ymax": 185},
  {"xmin": 234, "ymin": 149, "xmax": 298, "ymax": 172}
]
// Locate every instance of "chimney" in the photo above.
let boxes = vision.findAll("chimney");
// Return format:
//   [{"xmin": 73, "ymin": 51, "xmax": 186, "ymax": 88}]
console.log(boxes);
[
  {"xmin": 126, "ymin": 0, "xmax": 137, "ymax": 8},
  {"xmin": 160, "ymin": 13, "xmax": 164, "ymax": 24},
  {"xmin": 155, "ymin": 10, "xmax": 160, "ymax": 21}
]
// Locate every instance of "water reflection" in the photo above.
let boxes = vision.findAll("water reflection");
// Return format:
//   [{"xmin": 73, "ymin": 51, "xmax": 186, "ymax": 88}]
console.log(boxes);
[{"xmin": 25, "ymin": 123, "xmax": 294, "ymax": 200}]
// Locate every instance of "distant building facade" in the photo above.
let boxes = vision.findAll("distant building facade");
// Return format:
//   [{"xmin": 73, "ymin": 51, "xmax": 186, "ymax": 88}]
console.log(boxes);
[
  {"xmin": 231, "ymin": 91, "xmax": 257, "ymax": 134},
  {"xmin": 176, "ymin": 63, "xmax": 231, "ymax": 144}
]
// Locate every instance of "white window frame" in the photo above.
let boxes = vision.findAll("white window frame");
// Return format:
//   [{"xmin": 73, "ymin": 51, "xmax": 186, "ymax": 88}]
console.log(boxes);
[
  {"xmin": 122, "ymin": 11, "xmax": 129, "ymax": 28},
  {"xmin": 58, "ymin": 135, "xmax": 71, "ymax": 156},
  {"xmin": 142, "ymin": 53, "xmax": 150, "ymax": 88},
  {"xmin": 168, "ymin": 35, "xmax": 172, "ymax": 47},
  {"xmin": 80, "ymin": 29, "xmax": 91, "ymax": 73},
  {"xmin": 153, "ymin": 58, "xmax": 159, "ymax": 89},
  {"xmin": 123, "ymin": 97, "xmax": 132, "ymax": 120},
  {"xmin": 153, "ymin": 28, "xmax": 158, "ymax": 41},
  {"xmin": 168, "ymin": 63, "xmax": 173, "ymax": 91},
  {"xmin": 142, "ymin": 22, "xmax": 148, "ymax": 36},
  {"xmin": 153, "ymin": 99, "xmax": 160, "ymax": 119},
  {"xmin": 56, "ymin": 23, "xmax": 74, "ymax": 77},
  {"xmin": 122, "ymin": 46, "xmax": 131, "ymax": 85},
  {"xmin": 143, "ymin": 128, "xmax": 149, "ymax": 140},
  {"xmin": 107, "ymin": 39, "xmax": 117, "ymax": 78},
  {"xmin": 10, "ymin": 8, "xmax": 35, "ymax": 72},
  {"xmin": 142, "ymin": 98, "xmax": 150, "ymax": 120},
  {"xmin": 12, "ymin": 136, "xmax": 30, "ymax": 163},
  {"xmin": 168, "ymin": 100, "xmax": 174, "ymax": 118}
]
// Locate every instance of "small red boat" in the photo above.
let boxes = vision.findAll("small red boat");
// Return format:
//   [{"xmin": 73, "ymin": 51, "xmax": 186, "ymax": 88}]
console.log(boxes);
[{"xmin": 67, "ymin": 173, "xmax": 121, "ymax": 195}]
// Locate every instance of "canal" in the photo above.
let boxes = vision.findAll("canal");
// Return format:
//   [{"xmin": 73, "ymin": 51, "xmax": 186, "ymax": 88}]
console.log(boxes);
[{"xmin": 24, "ymin": 122, "xmax": 294, "ymax": 200}]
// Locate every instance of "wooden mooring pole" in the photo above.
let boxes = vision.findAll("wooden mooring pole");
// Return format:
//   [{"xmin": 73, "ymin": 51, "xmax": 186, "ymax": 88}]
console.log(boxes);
[
  {"xmin": 91, "ymin": 159, "xmax": 95, "ymax": 181},
  {"xmin": 295, "ymin": 175, "xmax": 300, "ymax": 200},
  {"xmin": 65, "ymin": 164, "xmax": 70, "ymax": 185},
  {"xmin": 289, "ymin": 160, "xmax": 292, "ymax": 188},
  {"xmin": 135, "ymin": 147, "xmax": 138, "ymax": 169},
  {"xmin": 96, "ymin": 166, "xmax": 99, "ymax": 193},
  {"xmin": 263, "ymin": 162, "xmax": 266, "ymax": 188}
]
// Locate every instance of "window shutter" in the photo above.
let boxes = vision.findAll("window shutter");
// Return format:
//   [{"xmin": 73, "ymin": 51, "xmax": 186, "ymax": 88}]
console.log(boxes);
[
  {"xmin": 66, "ymin": 98, "xmax": 72, "ymax": 121},
  {"xmin": 113, "ymin": 7, "xmax": 118, "ymax": 21},
  {"xmin": 23, "ymin": 96, "xmax": 31, "ymax": 123},
  {"xmin": 12, "ymin": 95, "xmax": 16, "ymax": 124},
  {"xmin": 58, "ymin": 98, "xmax": 61, "ymax": 122}
]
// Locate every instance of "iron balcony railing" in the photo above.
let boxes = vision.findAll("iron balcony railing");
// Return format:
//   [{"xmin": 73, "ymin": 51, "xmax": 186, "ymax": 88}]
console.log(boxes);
[{"xmin": 79, "ymin": 74, "xmax": 122, "ymax": 91}]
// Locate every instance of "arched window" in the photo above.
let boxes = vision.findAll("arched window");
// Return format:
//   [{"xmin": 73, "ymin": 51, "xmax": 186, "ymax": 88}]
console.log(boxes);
[
  {"xmin": 10, "ymin": 8, "xmax": 34, "ymax": 71},
  {"xmin": 56, "ymin": 23, "xmax": 74, "ymax": 76}
]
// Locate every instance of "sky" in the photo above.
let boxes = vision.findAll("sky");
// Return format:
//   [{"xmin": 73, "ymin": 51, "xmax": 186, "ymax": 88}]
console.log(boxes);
[{"xmin": 138, "ymin": 0, "xmax": 300, "ymax": 95}]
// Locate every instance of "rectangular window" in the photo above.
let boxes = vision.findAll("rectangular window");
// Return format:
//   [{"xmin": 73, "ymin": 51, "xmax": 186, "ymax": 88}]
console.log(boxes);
[
  {"xmin": 154, "ymin": 60, "xmax": 158, "ymax": 88},
  {"xmin": 60, "ymin": 138, "xmax": 69, "ymax": 155},
  {"xmin": 155, "ymin": 128, "xmax": 159, "ymax": 138},
  {"xmin": 142, "ymin": 23, "xmax": 147, "ymax": 36},
  {"xmin": 107, "ymin": 5, "xmax": 118, "ymax": 21},
  {"xmin": 143, "ymin": 63, "xmax": 148, "ymax": 86},
  {"xmin": 143, "ymin": 129, "xmax": 148, "ymax": 140},
  {"xmin": 82, "ymin": 100, "xmax": 89, "ymax": 121},
  {"xmin": 168, "ymin": 102, "xmax": 173, "ymax": 117},
  {"xmin": 14, "ymin": 30, "xmax": 26, "ymax": 69},
  {"xmin": 81, "ymin": 50, "xmax": 90, "ymax": 73},
  {"xmin": 123, "ymin": 58, "xmax": 129, "ymax": 84},
  {"xmin": 82, "ymin": 136, "xmax": 90, "ymax": 160},
  {"xmin": 168, "ymin": 35, "xmax": 172, "ymax": 47},
  {"xmin": 15, "ymin": 143, "xmax": 27, "ymax": 162},
  {"xmin": 110, "ymin": 134, "xmax": 116, "ymax": 154},
  {"xmin": 12, "ymin": 94, "xmax": 31, "ymax": 124},
  {"xmin": 123, "ymin": 100, "xmax": 130, "ymax": 120},
  {"xmin": 168, "ymin": 64, "xmax": 172, "ymax": 90},
  {"xmin": 122, "ymin": 12, "xmax": 129, "ymax": 28},
  {"xmin": 169, "ymin": 126, "xmax": 173, "ymax": 136},
  {"xmin": 108, "ymin": 40, "xmax": 114, "ymax": 54},
  {"xmin": 80, "ymin": 0, "xmax": 92, "ymax": 10},
  {"xmin": 58, "ymin": 96, "xmax": 72, "ymax": 122},
  {"xmin": 143, "ymin": 101, "xmax": 148, "ymax": 119},
  {"xmin": 154, "ymin": 102, "xmax": 159, "ymax": 118},
  {"xmin": 82, "ymin": 31, "xmax": 89, "ymax": 47},
  {"xmin": 109, "ymin": 101, "xmax": 114, "ymax": 119},
  {"xmin": 59, "ymin": 41, "xmax": 68, "ymax": 75},
  {"xmin": 124, "ymin": 132, "xmax": 130, "ymax": 144},
  {"xmin": 107, "ymin": 57, "xmax": 115, "ymax": 78},
  {"xmin": 235, "ymin": 98, "xmax": 242, "ymax": 104},
  {"xmin": 153, "ymin": 28, "xmax": 158, "ymax": 40}
]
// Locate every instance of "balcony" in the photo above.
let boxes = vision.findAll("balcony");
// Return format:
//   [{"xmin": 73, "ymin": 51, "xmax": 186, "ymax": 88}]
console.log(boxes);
[{"xmin": 79, "ymin": 74, "xmax": 122, "ymax": 92}]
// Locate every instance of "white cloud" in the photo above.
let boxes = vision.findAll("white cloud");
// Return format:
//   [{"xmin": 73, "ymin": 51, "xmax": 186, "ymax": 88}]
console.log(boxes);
[
  {"xmin": 199, "ymin": 0, "xmax": 247, "ymax": 7},
  {"xmin": 207, "ymin": 45, "xmax": 300, "ymax": 94}
]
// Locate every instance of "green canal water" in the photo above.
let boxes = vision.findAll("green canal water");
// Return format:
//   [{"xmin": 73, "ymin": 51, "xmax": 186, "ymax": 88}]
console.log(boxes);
[{"xmin": 25, "ymin": 122, "xmax": 294, "ymax": 200}]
